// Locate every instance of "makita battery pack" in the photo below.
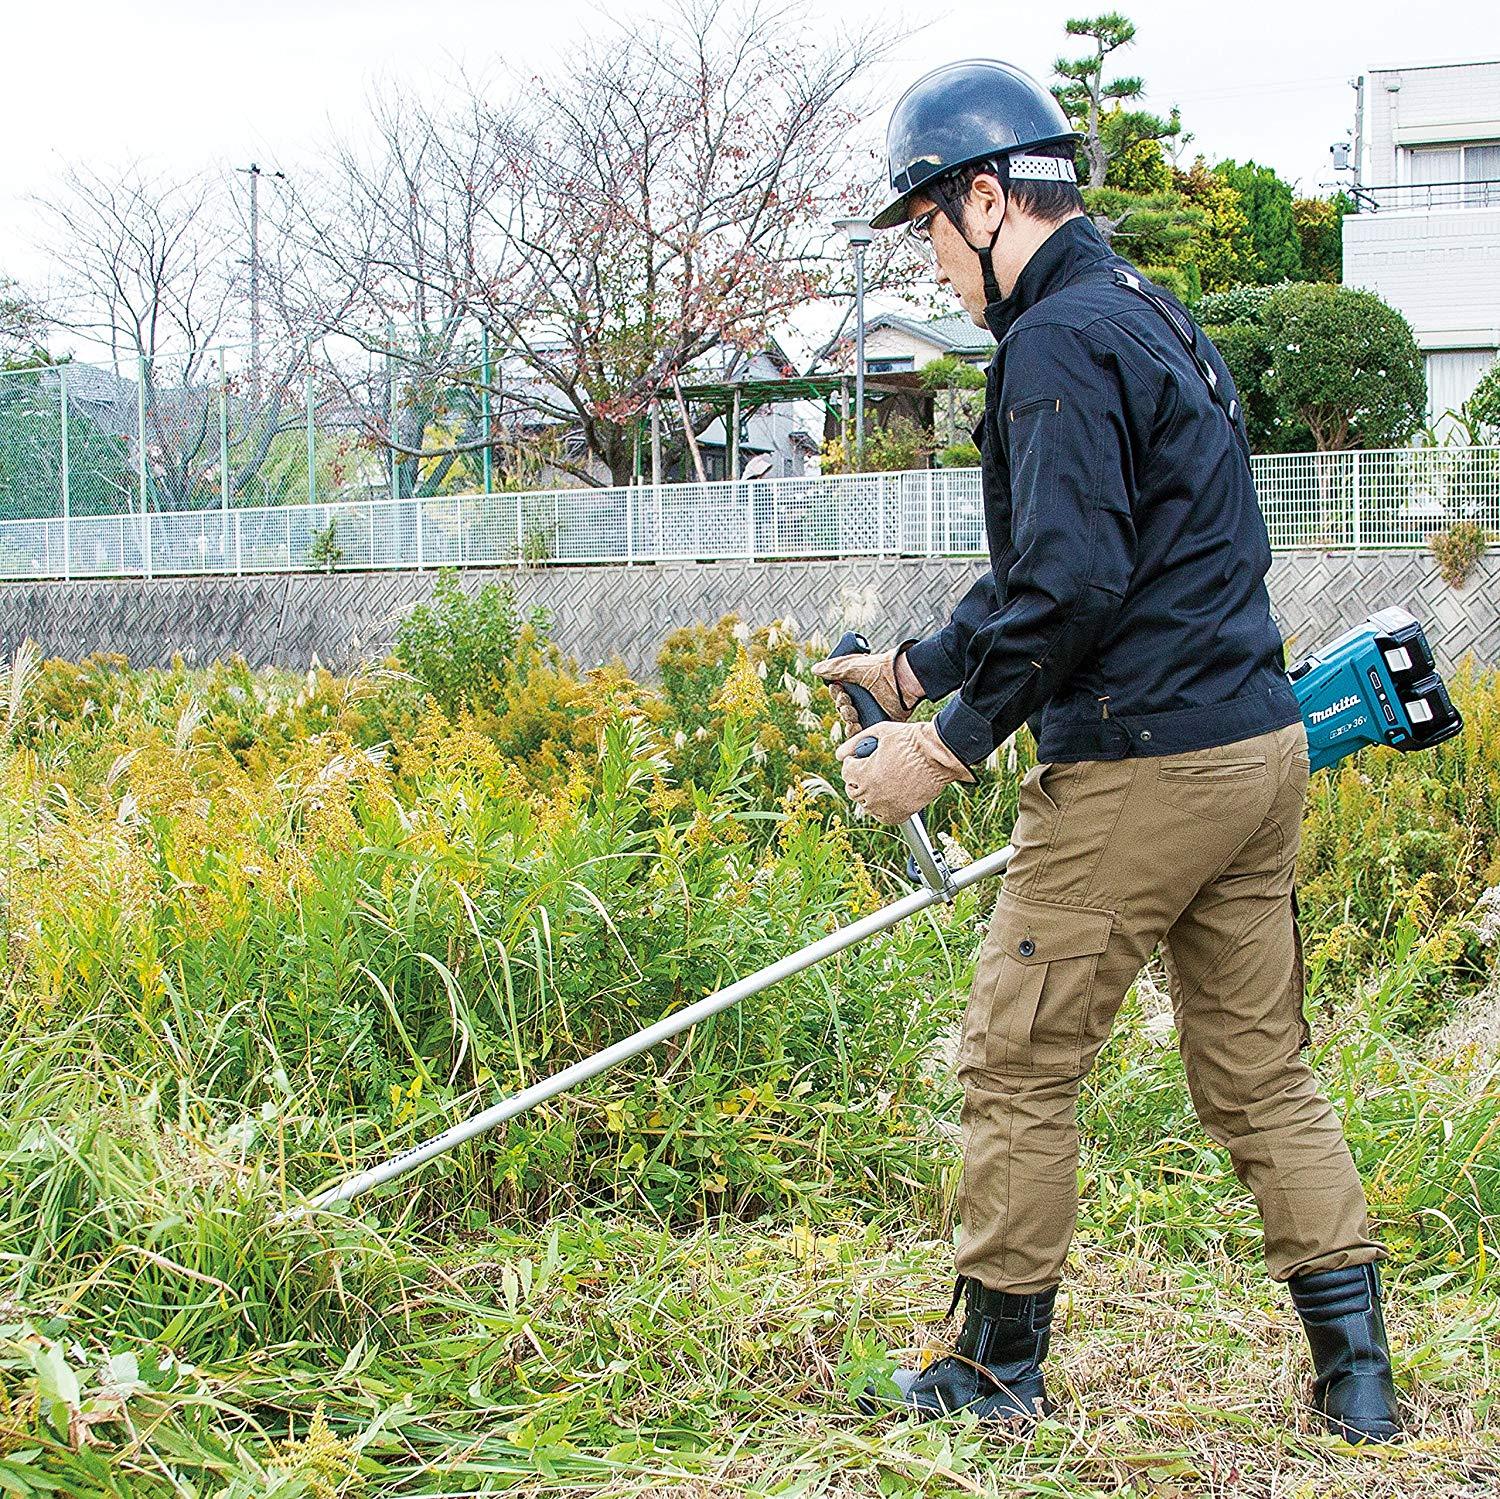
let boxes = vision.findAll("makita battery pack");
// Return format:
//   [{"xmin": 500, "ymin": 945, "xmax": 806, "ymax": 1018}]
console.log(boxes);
[{"xmin": 1287, "ymin": 607, "xmax": 1463, "ymax": 773}]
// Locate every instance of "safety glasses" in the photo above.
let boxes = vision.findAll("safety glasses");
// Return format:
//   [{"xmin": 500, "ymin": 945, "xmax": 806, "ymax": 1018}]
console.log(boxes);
[{"xmin": 906, "ymin": 207, "xmax": 938, "ymax": 254}]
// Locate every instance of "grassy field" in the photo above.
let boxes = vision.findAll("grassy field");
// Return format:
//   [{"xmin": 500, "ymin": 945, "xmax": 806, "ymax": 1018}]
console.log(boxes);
[{"xmin": 0, "ymin": 581, "xmax": 1494, "ymax": 1496}]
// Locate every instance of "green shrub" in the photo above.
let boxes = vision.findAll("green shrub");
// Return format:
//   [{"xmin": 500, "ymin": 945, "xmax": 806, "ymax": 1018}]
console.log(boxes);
[
  {"xmin": 393, "ymin": 570, "xmax": 549, "ymax": 713},
  {"xmin": 1261, "ymin": 282, "xmax": 1426, "ymax": 450},
  {"xmin": 307, "ymin": 517, "xmax": 343, "ymax": 573},
  {"xmin": 1194, "ymin": 283, "xmax": 1278, "ymax": 327},
  {"xmin": 1203, "ymin": 320, "xmax": 1313, "ymax": 454},
  {"xmin": 937, "ymin": 440, "xmax": 981, "ymax": 467},
  {"xmin": 1467, "ymin": 361, "xmax": 1500, "ymax": 440},
  {"xmin": 1199, "ymin": 285, "xmax": 1310, "ymax": 453},
  {"xmin": 820, "ymin": 416, "xmax": 934, "ymax": 474},
  {"xmin": 1429, "ymin": 520, "xmax": 1490, "ymax": 590},
  {"xmin": 1198, "ymin": 281, "xmax": 1425, "ymax": 454}
]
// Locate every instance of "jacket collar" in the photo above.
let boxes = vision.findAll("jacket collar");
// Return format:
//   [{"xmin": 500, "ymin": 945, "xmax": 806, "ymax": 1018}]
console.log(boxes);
[{"xmin": 982, "ymin": 215, "xmax": 1112, "ymax": 342}]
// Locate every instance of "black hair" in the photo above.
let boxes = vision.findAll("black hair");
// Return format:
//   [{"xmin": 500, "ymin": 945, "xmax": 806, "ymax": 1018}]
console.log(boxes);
[{"xmin": 948, "ymin": 144, "xmax": 1085, "ymax": 225}]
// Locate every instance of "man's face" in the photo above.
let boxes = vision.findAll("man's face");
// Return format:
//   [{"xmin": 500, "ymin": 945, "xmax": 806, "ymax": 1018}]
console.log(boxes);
[{"xmin": 909, "ymin": 173, "xmax": 1009, "ymax": 326}]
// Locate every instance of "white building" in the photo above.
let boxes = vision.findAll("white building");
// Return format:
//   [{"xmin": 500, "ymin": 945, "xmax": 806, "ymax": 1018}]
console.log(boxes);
[
  {"xmin": 1342, "ymin": 59, "xmax": 1500, "ymax": 429},
  {"xmin": 862, "ymin": 313, "xmax": 994, "ymax": 374},
  {"xmin": 688, "ymin": 344, "xmax": 822, "ymax": 481}
]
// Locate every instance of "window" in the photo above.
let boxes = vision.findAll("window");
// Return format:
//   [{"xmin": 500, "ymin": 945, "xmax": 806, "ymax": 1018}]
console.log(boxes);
[
  {"xmin": 865, "ymin": 356, "xmax": 914, "ymax": 374},
  {"xmin": 1408, "ymin": 146, "xmax": 1459, "ymax": 187},
  {"xmin": 1406, "ymin": 143, "xmax": 1500, "ymax": 207},
  {"xmin": 1426, "ymin": 350, "xmax": 1498, "ymax": 434},
  {"xmin": 1466, "ymin": 144, "xmax": 1500, "ymax": 206}
]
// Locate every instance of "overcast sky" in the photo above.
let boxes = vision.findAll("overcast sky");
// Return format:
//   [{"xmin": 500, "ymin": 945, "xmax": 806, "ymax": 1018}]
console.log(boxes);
[{"xmin": 3, "ymin": 0, "xmax": 1496, "ymax": 350}]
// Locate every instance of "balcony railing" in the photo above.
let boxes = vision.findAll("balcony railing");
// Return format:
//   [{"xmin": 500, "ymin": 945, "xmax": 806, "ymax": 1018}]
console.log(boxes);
[{"xmin": 1354, "ymin": 178, "xmax": 1500, "ymax": 212}]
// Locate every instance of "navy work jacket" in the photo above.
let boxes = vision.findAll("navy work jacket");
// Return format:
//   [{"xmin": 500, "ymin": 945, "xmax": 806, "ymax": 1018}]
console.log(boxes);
[{"xmin": 906, "ymin": 216, "xmax": 1300, "ymax": 766}]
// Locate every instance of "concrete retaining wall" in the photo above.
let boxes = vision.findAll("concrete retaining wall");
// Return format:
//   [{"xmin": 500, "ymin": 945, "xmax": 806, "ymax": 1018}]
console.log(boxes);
[{"xmin": 0, "ymin": 552, "xmax": 1496, "ymax": 678}]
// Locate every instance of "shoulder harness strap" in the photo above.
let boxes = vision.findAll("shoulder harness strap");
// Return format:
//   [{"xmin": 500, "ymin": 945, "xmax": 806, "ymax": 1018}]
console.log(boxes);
[{"xmin": 1111, "ymin": 267, "xmax": 1251, "ymax": 461}]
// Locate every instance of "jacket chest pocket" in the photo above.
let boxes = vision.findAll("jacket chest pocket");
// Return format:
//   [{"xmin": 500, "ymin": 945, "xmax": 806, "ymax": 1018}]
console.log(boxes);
[{"xmin": 962, "ymin": 889, "xmax": 1115, "ymax": 1079}]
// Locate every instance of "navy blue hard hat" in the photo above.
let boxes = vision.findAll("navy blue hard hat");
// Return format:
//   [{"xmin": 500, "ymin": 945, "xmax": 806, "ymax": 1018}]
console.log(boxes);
[{"xmin": 870, "ymin": 59, "xmax": 1080, "ymax": 230}]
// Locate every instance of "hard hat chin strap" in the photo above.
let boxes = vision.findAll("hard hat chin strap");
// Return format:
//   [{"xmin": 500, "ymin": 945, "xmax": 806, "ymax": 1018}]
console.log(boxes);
[
  {"xmin": 930, "ymin": 156, "xmax": 1010, "ymax": 306},
  {"xmin": 975, "ymin": 231, "xmax": 1005, "ymax": 307}
]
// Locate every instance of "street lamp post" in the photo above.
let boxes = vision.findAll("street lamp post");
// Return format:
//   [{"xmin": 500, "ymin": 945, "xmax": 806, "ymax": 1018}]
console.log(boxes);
[{"xmin": 834, "ymin": 217, "xmax": 874, "ymax": 470}]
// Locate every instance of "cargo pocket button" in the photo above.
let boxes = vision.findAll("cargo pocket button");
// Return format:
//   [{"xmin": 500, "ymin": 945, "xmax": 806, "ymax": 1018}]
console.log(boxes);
[{"xmin": 1018, "ymin": 938, "xmax": 1036, "ymax": 957}]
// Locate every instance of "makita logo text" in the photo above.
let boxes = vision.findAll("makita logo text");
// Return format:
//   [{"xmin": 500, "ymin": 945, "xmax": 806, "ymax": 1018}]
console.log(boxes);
[{"xmin": 1310, "ymin": 694, "xmax": 1361, "ymax": 725}]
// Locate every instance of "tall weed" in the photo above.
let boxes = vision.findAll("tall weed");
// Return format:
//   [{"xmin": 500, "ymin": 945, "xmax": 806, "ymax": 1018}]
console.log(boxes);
[
  {"xmin": 0, "ymin": 631, "xmax": 1495, "ymax": 1491},
  {"xmin": 393, "ymin": 570, "xmax": 548, "ymax": 713}
]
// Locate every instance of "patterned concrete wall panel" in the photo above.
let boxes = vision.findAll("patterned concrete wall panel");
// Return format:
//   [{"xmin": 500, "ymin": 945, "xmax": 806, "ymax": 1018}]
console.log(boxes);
[
  {"xmin": 0, "ymin": 553, "xmax": 1495, "ymax": 677},
  {"xmin": 0, "ymin": 576, "xmax": 290, "ymax": 668},
  {"xmin": 499, "ymin": 559, "xmax": 984, "ymax": 679},
  {"xmin": 1268, "ymin": 552, "xmax": 1496, "ymax": 671}
]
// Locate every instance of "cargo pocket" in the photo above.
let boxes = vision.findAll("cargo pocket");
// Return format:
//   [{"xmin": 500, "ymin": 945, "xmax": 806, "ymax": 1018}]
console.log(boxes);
[{"xmin": 961, "ymin": 889, "xmax": 1115, "ymax": 1079}]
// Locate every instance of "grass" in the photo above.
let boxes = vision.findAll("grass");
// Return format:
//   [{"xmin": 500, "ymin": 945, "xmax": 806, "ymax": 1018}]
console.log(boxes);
[
  {"xmin": 0, "ymin": 1220, "xmax": 1491, "ymax": 1495},
  {"xmin": 0, "ymin": 600, "xmax": 1494, "ymax": 1494}
]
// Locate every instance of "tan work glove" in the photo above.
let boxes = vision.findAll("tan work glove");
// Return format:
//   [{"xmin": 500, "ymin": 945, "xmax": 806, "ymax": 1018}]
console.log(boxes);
[
  {"xmin": 834, "ymin": 719, "xmax": 975, "ymax": 825},
  {"xmin": 810, "ymin": 644, "xmax": 925, "ymax": 737}
]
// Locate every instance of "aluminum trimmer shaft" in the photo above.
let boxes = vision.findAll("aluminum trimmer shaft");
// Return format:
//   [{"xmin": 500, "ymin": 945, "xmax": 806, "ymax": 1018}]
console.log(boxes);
[
  {"xmin": 306, "ymin": 843, "xmax": 1010, "ymax": 1211},
  {"xmin": 305, "ymin": 629, "xmax": 997, "ymax": 1213}
]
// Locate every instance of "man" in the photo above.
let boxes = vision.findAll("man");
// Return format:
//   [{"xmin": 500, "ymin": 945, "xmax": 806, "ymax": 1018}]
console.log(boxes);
[{"xmin": 811, "ymin": 59, "xmax": 1400, "ymax": 1443}]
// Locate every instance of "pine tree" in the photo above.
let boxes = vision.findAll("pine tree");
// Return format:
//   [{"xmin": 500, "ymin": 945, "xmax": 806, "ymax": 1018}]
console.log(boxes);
[{"xmin": 1051, "ymin": 14, "xmax": 1202, "ymax": 298}]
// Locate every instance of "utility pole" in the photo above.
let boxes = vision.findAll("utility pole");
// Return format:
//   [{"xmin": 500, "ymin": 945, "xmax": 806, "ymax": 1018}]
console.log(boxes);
[
  {"xmin": 1352, "ymin": 75, "xmax": 1365, "ymax": 187},
  {"xmin": 237, "ymin": 162, "xmax": 286, "ymax": 407}
]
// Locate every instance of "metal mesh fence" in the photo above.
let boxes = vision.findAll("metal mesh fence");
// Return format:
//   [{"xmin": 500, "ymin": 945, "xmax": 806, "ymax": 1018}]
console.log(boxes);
[
  {"xmin": 2, "ymin": 349, "xmax": 1498, "ymax": 580},
  {"xmin": 1255, "ymin": 448, "xmax": 1500, "ymax": 549},
  {"xmin": 0, "ymin": 470, "xmax": 991, "ymax": 578}
]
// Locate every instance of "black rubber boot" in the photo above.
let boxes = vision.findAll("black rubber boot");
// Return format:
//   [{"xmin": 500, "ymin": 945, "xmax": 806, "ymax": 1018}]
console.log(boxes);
[
  {"xmin": 1289, "ymin": 1262, "xmax": 1402, "ymax": 1444},
  {"xmin": 859, "ymin": 1277, "xmax": 1056, "ymax": 1423}
]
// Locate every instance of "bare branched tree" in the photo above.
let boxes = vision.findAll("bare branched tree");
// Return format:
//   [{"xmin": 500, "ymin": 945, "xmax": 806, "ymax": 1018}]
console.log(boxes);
[
  {"xmin": 34, "ymin": 162, "xmax": 233, "ymax": 376},
  {"xmin": 29, "ymin": 162, "xmax": 314, "ymax": 509},
  {"xmin": 263, "ymin": 83, "xmax": 524, "ymax": 498},
  {"xmin": 472, "ymin": 0, "xmax": 897, "ymax": 484},
  {"xmin": 28, "ymin": 0, "xmax": 909, "ymax": 508}
]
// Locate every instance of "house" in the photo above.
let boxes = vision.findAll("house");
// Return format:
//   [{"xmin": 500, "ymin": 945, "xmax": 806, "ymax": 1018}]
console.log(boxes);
[
  {"xmin": 500, "ymin": 339, "xmax": 820, "ymax": 485},
  {"xmin": 687, "ymin": 342, "xmax": 820, "ymax": 481},
  {"xmin": 862, "ymin": 313, "xmax": 994, "ymax": 375},
  {"xmin": 1342, "ymin": 59, "xmax": 1500, "ymax": 430}
]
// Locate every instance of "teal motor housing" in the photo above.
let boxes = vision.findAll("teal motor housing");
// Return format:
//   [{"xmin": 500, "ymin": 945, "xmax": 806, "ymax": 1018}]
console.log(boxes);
[{"xmin": 1287, "ymin": 608, "xmax": 1462, "ymax": 774}]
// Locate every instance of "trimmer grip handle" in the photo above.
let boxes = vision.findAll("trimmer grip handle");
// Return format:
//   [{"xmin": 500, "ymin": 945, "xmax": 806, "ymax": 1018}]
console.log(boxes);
[
  {"xmin": 828, "ymin": 631, "xmax": 888, "ymax": 732},
  {"xmin": 826, "ymin": 632, "xmax": 954, "ymax": 898}
]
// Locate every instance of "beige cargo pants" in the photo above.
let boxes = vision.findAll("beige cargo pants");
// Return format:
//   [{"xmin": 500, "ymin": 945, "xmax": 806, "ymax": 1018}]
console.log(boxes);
[{"xmin": 956, "ymin": 722, "xmax": 1382, "ymax": 1291}]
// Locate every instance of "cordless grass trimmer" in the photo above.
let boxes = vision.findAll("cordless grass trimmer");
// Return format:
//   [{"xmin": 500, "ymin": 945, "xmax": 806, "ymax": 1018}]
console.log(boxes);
[{"xmin": 304, "ymin": 607, "xmax": 1460, "ymax": 1213}]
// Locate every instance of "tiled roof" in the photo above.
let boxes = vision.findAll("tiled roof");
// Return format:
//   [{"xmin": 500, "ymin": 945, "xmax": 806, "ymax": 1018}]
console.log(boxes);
[{"xmin": 867, "ymin": 312, "xmax": 994, "ymax": 355}]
